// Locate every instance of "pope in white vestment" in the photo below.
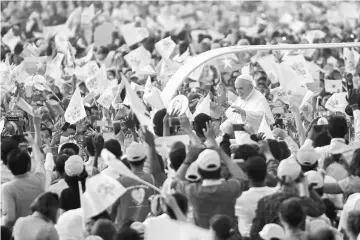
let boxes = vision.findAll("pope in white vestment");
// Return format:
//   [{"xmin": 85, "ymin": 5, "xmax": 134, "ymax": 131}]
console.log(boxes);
[{"xmin": 225, "ymin": 74, "xmax": 274, "ymax": 134}]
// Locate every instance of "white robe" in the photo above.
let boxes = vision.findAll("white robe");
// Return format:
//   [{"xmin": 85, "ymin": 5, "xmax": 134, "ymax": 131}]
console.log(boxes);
[{"xmin": 225, "ymin": 89, "xmax": 274, "ymax": 132}]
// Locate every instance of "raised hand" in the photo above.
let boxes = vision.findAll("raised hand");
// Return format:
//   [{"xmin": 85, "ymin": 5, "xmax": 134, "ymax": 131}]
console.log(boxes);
[
  {"xmin": 346, "ymin": 88, "xmax": 360, "ymax": 106},
  {"xmin": 179, "ymin": 114, "xmax": 191, "ymax": 132},
  {"xmin": 24, "ymin": 132, "xmax": 35, "ymax": 145},
  {"xmin": 252, "ymin": 132, "xmax": 266, "ymax": 142},
  {"xmin": 203, "ymin": 121, "xmax": 216, "ymax": 140},
  {"xmin": 33, "ymin": 109, "xmax": 42, "ymax": 127},
  {"xmin": 272, "ymin": 128, "xmax": 288, "ymax": 140},
  {"xmin": 142, "ymin": 127, "xmax": 155, "ymax": 147},
  {"xmin": 231, "ymin": 106, "xmax": 246, "ymax": 116},
  {"xmin": 125, "ymin": 113, "xmax": 135, "ymax": 129},
  {"xmin": 50, "ymin": 131, "xmax": 62, "ymax": 147}
]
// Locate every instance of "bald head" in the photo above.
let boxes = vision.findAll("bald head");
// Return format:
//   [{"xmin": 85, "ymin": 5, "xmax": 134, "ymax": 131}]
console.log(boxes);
[{"xmin": 235, "ymin": 75, "xmax": 254, "ymax": 99}]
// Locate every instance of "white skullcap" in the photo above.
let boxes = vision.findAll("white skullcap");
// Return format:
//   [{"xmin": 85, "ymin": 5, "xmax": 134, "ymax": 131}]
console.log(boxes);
[{"xmin": 235, "ymin": 74, "xmax": 255, "ymax": 86}]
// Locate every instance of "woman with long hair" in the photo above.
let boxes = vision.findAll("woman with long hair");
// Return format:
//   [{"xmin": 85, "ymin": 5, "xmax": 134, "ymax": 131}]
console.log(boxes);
[{"xmin": 12, "ymin": 192, "xmax": 60, "ymax": 240}]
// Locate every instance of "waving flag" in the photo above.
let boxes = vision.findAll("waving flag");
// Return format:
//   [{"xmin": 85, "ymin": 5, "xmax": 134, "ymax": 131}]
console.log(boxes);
[
  {"xmin": 258, "ymin": 115, "xmax": 274, "ymax": 139},
  {"xmin": 64, "ymin": 88, "xmax": 87, "ymax": 124},
  {"xmin": 155, "ymin": 37, "xmax": 177, "ymax": 59},
  {"xmin": 124, "ymin": 46, "xmax": 152, "ymax": 71},
  {"xmin": 210, "ymin": 53, "xmax": 245, "ymax": 73},
  {"xmin": 123, "ymin": 75, "xmax": 153, "ymax": 128},
  {"xmin": 112, "ymin": 78, "xmax": 125, "ymax": 109},
  {"xmin": 81, "ymin": 172, "xmax": 126, "ymax": 219},
  {"xmin": 325, "ymin": 92, "xmax": 348, "ymax": 113},
  {"xmin": 324, "ymin": 79, "xmax": 343, "ymax": 93}
]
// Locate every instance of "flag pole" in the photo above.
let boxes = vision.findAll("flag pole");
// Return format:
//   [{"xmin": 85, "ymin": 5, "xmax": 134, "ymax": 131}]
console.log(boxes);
[{"xmin": 161, "ymin": 42, "xmax": 360, "ymax": 106}]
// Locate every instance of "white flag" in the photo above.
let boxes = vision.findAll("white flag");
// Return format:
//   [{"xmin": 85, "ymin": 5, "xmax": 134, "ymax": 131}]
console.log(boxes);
[
  {"xmin": 20, "ymin": 43, "xmax": 40, "ymax": 58},
  {"xmin": 187, "ymin": 58, "xmax": 205, "ymax": 81},
  {"xmin": 258, "ymin": 115, "xmax": 274, "ymax": 139},
  {"xmin": 324, "ymin": 79, "xmax": 343, "ymax": 93},
  {"xmin": 55, "ymin": 34, "xmax": 68, "ymax": 53},
  {"xmin": 100, "ymin": 148, "xmax": 160, "ymax": 194},
  {"xmin": 82, "ymin": 91, "xmax": 98, "ymax": 106},
  {"xmin": 64, "ymin": 88, "xmax": 87, "ymax": 124},
  {"xmin": 0, "ymin": 64, "xmax": 15, "ymax": 92},
  {"xmin": 325, "ymin": 92, "xmax": 348, "ymax": 113},
  {"xmin": 81, "ymin": 4, "xmax": 95, "ymax": 25},
  {"xmin": 282, "ymin": 54, "xmax": 314, "ymax": 84},
  {"xmin": 143, "ymin": 76, "xmax": 164, "ymax": 110},
  {"xmin": 112, "ymin": 79, "xmax": 125, "ymax": 109},
  {"xmin": 344, "ymin": 48, "xmax": 356, "ymax": 74},
  {"xmin": 43, "ymin": 24, "xmax": 71, "ymax": 41},
  {"xmin": 82, "ymin": 172, "xmax": 126, "ymax": 219},
  {"xmin": 136, "ymin": 65, "xmax": 157, "ymax": 76},
  {"xmin": 256, "ymin": 54, "xmax": 277, "ymax": 75},
  {"xmin": 101, "ymin": 149, "xmax": 142, "ymax": 181},
  {"xmin": 124, "ymin": 46, "xmax": 152, "ymax": 71},
  {"xmin": 120, "ymin": 23, "xmax": 149, "ymax": 47},
  {"xmin": 2, "ymin": 28, "xmax": 21, "ymax": 52},
  {"xmin": 85, "ymin": 64, "xmax": 107, "ymax": 94},
  {"xmin": 123, "ymin": 76, "xmax": 153, "ymax": 128},
  {"xmin": 144, "ymin": 87, "xmax": 165, "ymax": 111},
  {"xmin": 192, "ymin": 93, "xmax": 211, "ymax": 120},
  {"xmin": 45, "ymin": 53, "xmax": 64, "ymax": 80},
  {"xmin": 306, "ymin": 30, "xmax": 326, "ymax": 44},
  {"xmin": 97, "ymin": 85, "xmax": 116, "ymax": 109},
  {"xmin": 270, "ymin": 87, "xmax": 290, "ymax": 104},
  {"xmin": 277, "ymin": 63, "xmax": 308, "ymax": 107},
  {"xmin": 155, "ymin": 37, "xmax": 176, "ymax": 59},
  {"xmin": 16, "ymin": 98, "xmax": 34, "ymax": 116}
]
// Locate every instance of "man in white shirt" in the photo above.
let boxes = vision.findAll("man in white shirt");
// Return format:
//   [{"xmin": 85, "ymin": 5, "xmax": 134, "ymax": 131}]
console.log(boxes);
[
  {"xmin": 338, "ymin": 193, "xmax": 360, "ymax": 234},
  {"xmin": 302, "ymin": 97, "xmax": 360, "ymax": 166},
  {"xmin": 235, "ymin": 156, "xmax": 277, "ymax": 238},
  {"xmin": 225, "ymin": 75, "xmax": 274, "ymax": 141}
]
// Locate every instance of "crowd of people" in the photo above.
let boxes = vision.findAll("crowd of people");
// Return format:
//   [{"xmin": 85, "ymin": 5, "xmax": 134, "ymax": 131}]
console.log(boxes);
[{"xmin": 1, "ymin": 1, "xmax": 360, "ymax": 240}]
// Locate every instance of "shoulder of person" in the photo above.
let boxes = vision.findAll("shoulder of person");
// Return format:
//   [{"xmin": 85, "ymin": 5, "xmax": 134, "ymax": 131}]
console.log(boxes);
[
  {"xmin": 40, "ymin": 223, "xmax": 59, "ymax": 238},
  {"xmin": 1, "ymin": 181, "xmax": 14, "ymax": 194}
]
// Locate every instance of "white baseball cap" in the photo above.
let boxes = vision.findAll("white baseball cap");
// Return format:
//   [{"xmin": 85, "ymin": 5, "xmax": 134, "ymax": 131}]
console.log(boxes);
[
  {"xmin": 305, "ymin": 170, "xmax": 324, "ymax": 189},
  {"xmin": 317, "ymin": 117, "xmax": 328, "ymax": 125},
  {"xmin": 196, "ymin": 149, "xmax": 221, "ymax": 171},
  {"xmin": 126, "ymin": 142, "xmax": 147, "ymax": 162},
  {"xmin": 259, "ymin": 223, "xmax": 285, "ymax": 240},
  {"xmin": 186, "ymin": 161, "xmax": 201, "ymax": 182},
  {"xmin": 297, "ymin": 147, "xmax": 319, "ymax": 166},
  {"xmin": 277, "ymin": 157, "xmax": 302, "ymax": 183}
]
